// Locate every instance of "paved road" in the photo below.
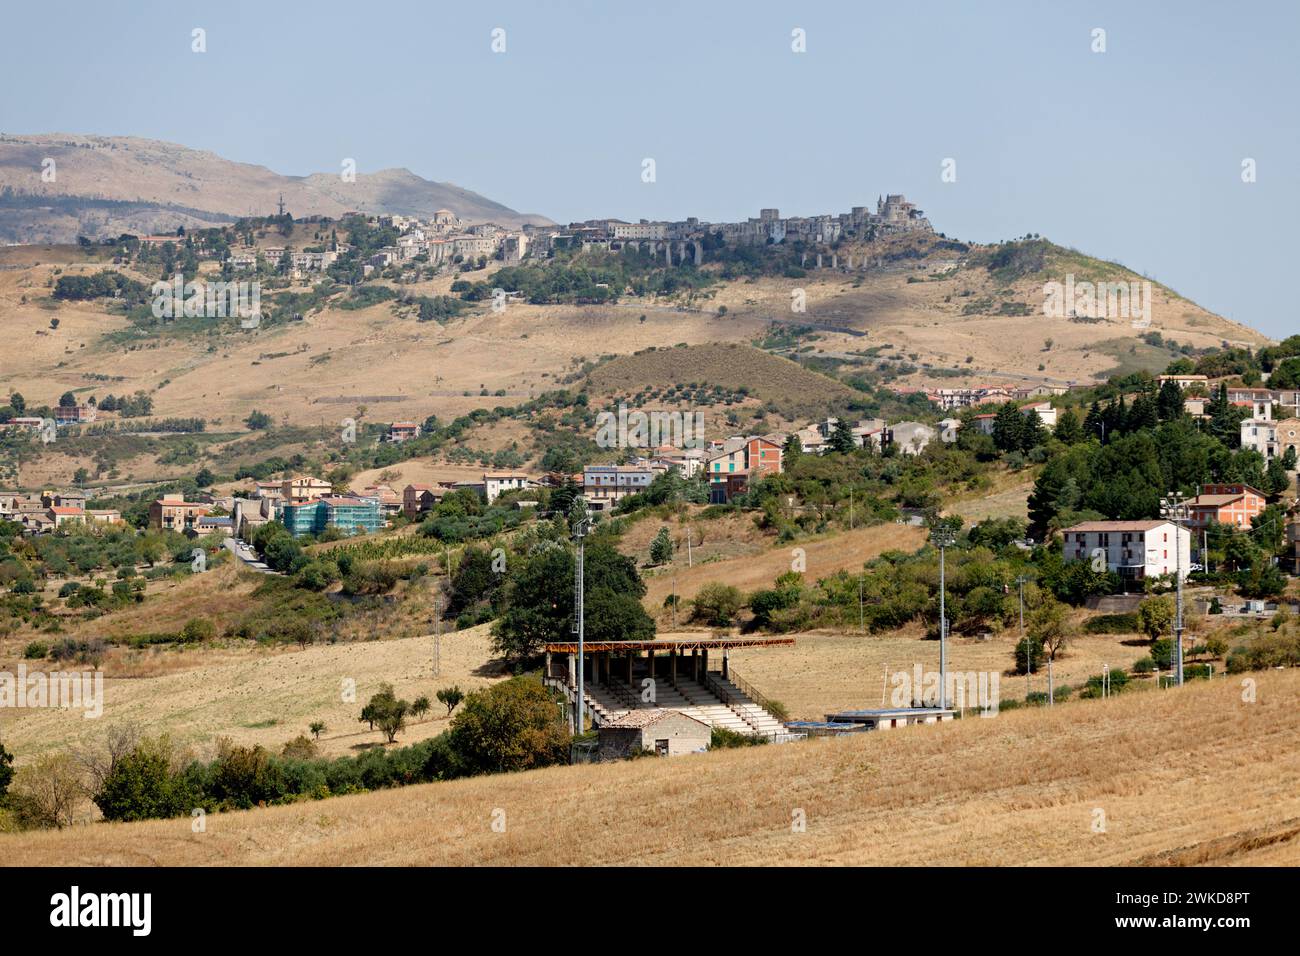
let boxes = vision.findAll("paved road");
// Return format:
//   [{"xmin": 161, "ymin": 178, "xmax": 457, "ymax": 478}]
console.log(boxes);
[{"xmin": 222, "ymin": 536, "xmax": 277, "ymax": 574}]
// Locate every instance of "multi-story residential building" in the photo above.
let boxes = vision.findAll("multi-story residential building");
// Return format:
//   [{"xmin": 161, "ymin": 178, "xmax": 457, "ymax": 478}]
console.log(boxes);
[
  {"xmin": 611, "ymin": 221, "xmax": 667, "ymax": 241},
  {"xmin": 583, "ymin": 464, "xmax": 655, "ymax": 508},
  {"xmin": 231, "ymin": 497, "xmax": 277, "ymax": 539},
  {"xmin": 280, "ymin": 495, "xmax": 383, "ymax": 537},
  {"xmin": 1061, "ymin": 520, "xmax": 1193, "ymax": 584},
  {"xmin": 55, "ymin": 404, "xmax": 96, "ymax": 425},
  {"xmin": 645, "ymin": 445, "xmax": 705, "ymax": 478},
  {"xmin": 48, "ymin": 506, "xmax": 86, "ymax": 530},
  {"xmin": 888, "ymin": 421, "xmax": 938, "ymax": 455},
  {"xmin": 388, "ymin": 422, "xmax": 420, "ymax": 443},
  {"xmin": 1159, "ymin": 374, "xmax": 1210, "ymax": 391},
  {"xmin": 253, "ymin": 481, "xmax": 284, "ymax": 501},
  {"xmin": 402, "ymin": 484, "xmax": 445, "ymax": 519},
  {"xmin": 361, "ymin": 485, "xmax": 402, "ymax": 521},
  {"xmin": 1276, "ymin": 417, "xmax": 1300, "ymax": 463},
  {"xmin": 1240, "ymin": 408, "xmax": 1279, "ymax": 460},
  {"xmin": 1020, "ymin": 402, "xmax": 1058, "ymax": 428},
  {"xmin": 705, "ymin": 436, "xmax": 784, "ymax": 502},
  {"xmin": 483, "ymin": 472, "xmax": 538, "ymax": 504},
  {"xmin": 41, "ymin": 490, "xmax": 86, "ymax": 510},
  {"xmin": 149, "ymin": 495, "xmax": 212, "ymax": 532},
  {"xmin": 745, "ymin": 436, "xmax": 783, "ymax": 479},
  {"xmin": 1288, "ymin": 519, "xmax": 1300, "ymax": 575},
  {"xmin": 1226, "ymin": 386, "xmax": 1300, "ymax": 420},
  {"xmin": 281, "ymin": 475, "xmax": 332, "ymax": 505},
  {"xmin": 1185, "ymin": 483, "xmax": 1267, "ymax": 531}
]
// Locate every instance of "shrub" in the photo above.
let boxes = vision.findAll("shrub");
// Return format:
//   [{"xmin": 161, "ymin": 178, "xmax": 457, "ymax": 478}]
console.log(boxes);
[
  {"xmin": 691, "ymin": 583, "xmax": 743, "ymax": 627},
  {"xmin": 23, "ymin": 641, "xmax": 48, "ymax": 660},
  {"xmin": 178, "ymin": 618, "xmax": 216, "ymax": 643},
  {"xmin": 446, "ymin": 676, "xmax": 569, "ymax": 774},
  {"xmin": 1131, "ymin": 656, "xmax": 1155, "ymax": 674},
  {"xmin": 710, "ymin": 727, "xmax": 766, "ymax": 748},
  {"xmin": 1084, "ymin": 612, "xmax": 1138, "ymax": 634},
  {"xmin": 280, "ymin": 735, "xmax": 319, "ymax": 761}
]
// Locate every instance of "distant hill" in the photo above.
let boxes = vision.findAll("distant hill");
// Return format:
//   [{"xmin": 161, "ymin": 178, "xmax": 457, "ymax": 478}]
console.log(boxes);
[{"xmin": 0, "ymin": 133, "xmax": 553, "ymax": 243}]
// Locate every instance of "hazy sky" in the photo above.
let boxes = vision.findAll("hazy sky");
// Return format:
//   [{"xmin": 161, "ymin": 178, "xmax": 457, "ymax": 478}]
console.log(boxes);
[{"xmin": 2, "ymin": 0, "xmax": 1296, "ymax": 338}]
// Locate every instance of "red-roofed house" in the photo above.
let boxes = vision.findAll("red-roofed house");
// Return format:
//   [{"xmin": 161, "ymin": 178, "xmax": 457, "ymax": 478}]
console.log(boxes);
[{"xmin": 1185, "ymin": 483, "xmax": 1267, "ymax": 531}]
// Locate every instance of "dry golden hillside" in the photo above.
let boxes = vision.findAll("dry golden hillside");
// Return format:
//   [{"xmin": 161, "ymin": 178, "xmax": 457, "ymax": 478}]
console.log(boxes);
[{"xmin": 4, "ymin": 668, "xmax": 1296, "ymax": 866}]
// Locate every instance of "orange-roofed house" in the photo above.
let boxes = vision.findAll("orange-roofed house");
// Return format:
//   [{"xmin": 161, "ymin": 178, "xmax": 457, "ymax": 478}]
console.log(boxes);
[{"xmin": 1185, "ymin": 483, "xmax": 1267, "ymax": 531}]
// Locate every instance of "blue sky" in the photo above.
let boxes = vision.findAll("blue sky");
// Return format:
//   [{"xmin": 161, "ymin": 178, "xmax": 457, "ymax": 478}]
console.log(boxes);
[{"xmin": 1, "ymin": 0, "xmax": 1296, "ymax": 338}]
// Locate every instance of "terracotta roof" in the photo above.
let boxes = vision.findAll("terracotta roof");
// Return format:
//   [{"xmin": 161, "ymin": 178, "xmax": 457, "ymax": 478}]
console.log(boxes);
[
  {"xmin": 603, "ymin": 708, "xmax": 708, "ymax": 730},
  {"xmin": 1190, "ymin": 494, "xmax": 1244, "ymax": 507},
  {"xmin": 1063, "ymin": 520, "xmax": 1170, "ymax": 532}
]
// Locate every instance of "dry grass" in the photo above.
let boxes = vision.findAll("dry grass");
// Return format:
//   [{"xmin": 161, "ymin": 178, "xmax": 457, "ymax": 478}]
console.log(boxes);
[
  {"xmin": 724, "ymin": 628, "xmax": 1150, "ymax": 719},
  {"xmin": 0, "ymin": 624, "xmax": 502, "ymax": 764},
  {"xmin": 4, "ymin": 668, "xmax": 1297, "ymax": 866},
  {"xmin": 641, "ymin": 521, "xmax": 928, "ymax": 607}
]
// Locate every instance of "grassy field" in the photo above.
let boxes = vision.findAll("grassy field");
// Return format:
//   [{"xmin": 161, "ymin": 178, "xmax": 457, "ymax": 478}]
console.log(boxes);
[
  {"xmin": 5, "ymin": 667, "xmax": 1297, "ymax": 866},
  {"xmin": 0, "ymin": 621, "xmax": 500, "ymax": 764}
]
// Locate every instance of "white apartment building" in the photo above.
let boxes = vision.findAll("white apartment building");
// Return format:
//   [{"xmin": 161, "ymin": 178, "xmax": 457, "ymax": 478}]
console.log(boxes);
[
  {"xmin": 611, "ymin": 222, "xmax": 667, "ymax": 241},
  {"xmin": 483, "ymin": 472, "xmax": 537, "ymax": 504},
  {"xmin": 582, "ymin": 464, "xmax": 654, "ymax": 507},
  {"xmin": 1240, "ymin": 404, "xmax": 1279, "ymax": 459},
  {"xmin": 1061, "ymin": 520, "xmax": 1193, "ymax": 583}
]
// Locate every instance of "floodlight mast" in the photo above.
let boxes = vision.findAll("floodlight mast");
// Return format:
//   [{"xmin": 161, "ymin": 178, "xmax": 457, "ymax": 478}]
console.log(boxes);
[
  {"xmin": 930, "ymin": 525, "xmax": 957, "ymax": 710},
  {"xmin": 572, "ymin": 500, "xmax": 591, "ymax": 732},
  {"xmin": 1160, "ymin": 495, "xmax": 1190, "ymax": 687}
]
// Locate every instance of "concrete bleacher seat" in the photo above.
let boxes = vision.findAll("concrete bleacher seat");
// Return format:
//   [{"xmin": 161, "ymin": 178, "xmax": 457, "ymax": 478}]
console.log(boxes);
[{"xmin": 572, "ymin": 671, "xmax": 785, "ymax": 738}]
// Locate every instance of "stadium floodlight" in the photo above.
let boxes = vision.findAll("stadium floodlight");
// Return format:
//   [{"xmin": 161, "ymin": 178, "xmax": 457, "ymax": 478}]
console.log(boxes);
[
  {"xmin": 571, "ymin": 499, "xmax": 591, "ymax": 732},
  {"xmin": 930, "ymin": 525, "xmax": 958, "ymax": 710},
  {"xmin": 1159, "ymin": 495, "xmax": 1191, "ymax": 687}
]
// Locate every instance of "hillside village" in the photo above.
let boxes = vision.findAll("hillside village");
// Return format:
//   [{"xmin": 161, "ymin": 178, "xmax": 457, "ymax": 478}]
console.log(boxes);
[{"xmin": 2, "ymin": 191, "xmax": 1300, "ymax": 867}]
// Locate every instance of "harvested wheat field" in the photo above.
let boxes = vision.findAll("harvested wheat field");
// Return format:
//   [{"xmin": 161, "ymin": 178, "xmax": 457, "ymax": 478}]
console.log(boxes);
[
  {"xmin": 4, "ymin": 668, "xmax": 1297, "ymax": 866},
  {"xmin": 723, "ymin": 629, "xmax": 1149, "ymax": 719},
  {"xmin": 0, "ymin": 624, "xmax": 502, "ymax": 764},
  {"xmin": 641, "ymin": 522, "xmax": 928, "ymax": 607}
]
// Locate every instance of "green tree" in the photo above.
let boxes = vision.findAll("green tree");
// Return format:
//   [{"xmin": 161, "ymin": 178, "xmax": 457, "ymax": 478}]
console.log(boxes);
[
  {"xmin": 436, "ymin": 685, "xmax": 465, "ymax": 716},
  {"xmin": 0, "ymin": 741, "xmax": 13, "ymax": 797},
  {"xmin": 1136, "ymin": 595, "xmax": 1174, "ymax": 642},
  {"xmin": 1054, "ymin": 408, "xmax": 1083, "ymax": 444},
  {"xmin": 827, "ymin": 419, "xmax": 857, "ymax": 455},
  {"xmin": 93, "ymin": 738, "xmax": 195, "ymax": 822},
  {"xmin": 691, "ymin": 582, "xmax": 743, "ymax": 626},
  {"xmin": 649, "ymin": 526, "xmax": 674, "ymax": 565},
  {"xmin": 447, "ymin": 676, "xmax": 570, "ymax": 775},
  {"xmin": 364, "ymin": 683, "xmax": 410, "ymax": 743}
]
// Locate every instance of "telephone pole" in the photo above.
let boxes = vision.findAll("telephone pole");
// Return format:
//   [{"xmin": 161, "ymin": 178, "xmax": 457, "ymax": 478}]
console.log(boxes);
[{"xmin": 433, "ymin": 597, "xmax": 441, "ymax": 677}]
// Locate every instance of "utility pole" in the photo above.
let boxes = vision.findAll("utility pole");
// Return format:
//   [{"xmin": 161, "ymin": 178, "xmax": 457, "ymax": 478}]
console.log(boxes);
[
  {"xmin": 930, "ymin": 525, "xmax": 957, "ymax": 710},
  {"xmin": 433, "ymin": 597, "xmax": 441, "ymax": 677},
  {"xmin": 572, "ymin": 500, "xmax": 590, "ymax": 733},
  {"xmin": 849, "ymin": 488, "xmax": 854, "ymax": 530},
  {"xmin": 858, "ymin": 572, "xmax": 865, "ymax": 633},
  {"xmin": 672, "ymin": 572, "xmax": 678, "ymax": 629},
  {"xmin": 1016, "ymin": 574, "xmax": 1030, "ymax": 699},
  {"xmin": 686, "ymin": 527, "xmax": 693, "ymax": 568},
  {"xmin": 1161, "ymin": 494, "xmax": 1190, "ymax": 687}
]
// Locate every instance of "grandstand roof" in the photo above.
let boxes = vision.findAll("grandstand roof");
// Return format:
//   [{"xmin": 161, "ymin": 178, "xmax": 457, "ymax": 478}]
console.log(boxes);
[{"xmin": 544, "ymin": 636, "xmax": 795, "ymax": 653}]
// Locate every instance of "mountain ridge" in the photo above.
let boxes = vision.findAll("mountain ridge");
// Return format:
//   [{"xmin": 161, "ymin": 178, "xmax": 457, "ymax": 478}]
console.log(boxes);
[{"xmin": 0, "ymin": 132, "xmax": 553, "ymax": 243}]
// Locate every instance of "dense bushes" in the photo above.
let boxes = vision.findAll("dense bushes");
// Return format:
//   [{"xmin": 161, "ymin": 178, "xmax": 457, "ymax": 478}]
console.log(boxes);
[{"xmin": 89, "ymin": 676, "xmax": 570, "ymax": 823}]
